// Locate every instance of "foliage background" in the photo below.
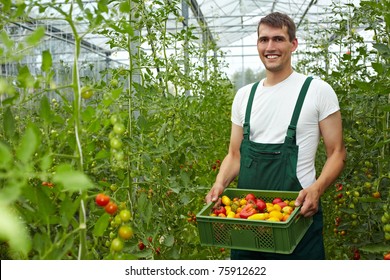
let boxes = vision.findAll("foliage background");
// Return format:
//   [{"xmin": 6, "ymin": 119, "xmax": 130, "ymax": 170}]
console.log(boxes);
[{"xmin": 0, "ymin": 0, "xmax": 389, "ymax": 260}]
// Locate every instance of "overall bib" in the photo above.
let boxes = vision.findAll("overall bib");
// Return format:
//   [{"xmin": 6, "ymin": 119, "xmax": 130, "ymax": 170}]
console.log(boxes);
[{"xmin": 231, "ymin": 77, "xmax": 325, "ymax": 260}]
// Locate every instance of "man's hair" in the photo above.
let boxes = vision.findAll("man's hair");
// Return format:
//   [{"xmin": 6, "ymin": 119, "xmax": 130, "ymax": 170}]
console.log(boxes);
[{"xmin": 257, "ymin": 12, "xmax": 296, "ymax": 42}]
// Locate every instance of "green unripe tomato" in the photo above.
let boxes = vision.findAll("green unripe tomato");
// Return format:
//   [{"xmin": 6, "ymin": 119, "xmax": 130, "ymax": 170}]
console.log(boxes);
[
  {"xmin": 119, "ymin": 209, "xmax": 132, "ymax": 222},
  {"xmin": 110, "ymin": 238, "xmax": 124, "ymax": 252},
  {"xmin": 113, "ymin": 123, "xmax": 126, "ymax": 135}
]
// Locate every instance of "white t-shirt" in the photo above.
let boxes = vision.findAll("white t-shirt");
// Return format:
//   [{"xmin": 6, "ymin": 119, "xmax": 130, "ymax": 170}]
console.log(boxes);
[{"xmin": 231, "ymin": 72, "xmax": 340, "ymax": 188}]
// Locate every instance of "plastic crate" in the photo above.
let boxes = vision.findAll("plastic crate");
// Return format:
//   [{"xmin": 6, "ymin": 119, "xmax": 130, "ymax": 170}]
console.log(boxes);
[{"xmin": 196, "ymin": 188, "xmax": 313, "ymax": 254}]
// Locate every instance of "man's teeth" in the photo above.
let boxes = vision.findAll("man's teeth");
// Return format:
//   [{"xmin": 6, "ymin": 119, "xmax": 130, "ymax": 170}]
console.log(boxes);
[{"xmin": 266, "ymin": 55, "xmax": 278, "ymax": 58}]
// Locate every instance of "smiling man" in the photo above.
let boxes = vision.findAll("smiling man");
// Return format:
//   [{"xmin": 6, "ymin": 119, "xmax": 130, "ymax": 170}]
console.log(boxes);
[{"xmin": 205, "ymin": 12, "xmax": 346, "ymax": 260}]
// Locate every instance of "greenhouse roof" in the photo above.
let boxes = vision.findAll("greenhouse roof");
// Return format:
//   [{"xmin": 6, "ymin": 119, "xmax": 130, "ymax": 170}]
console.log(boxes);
[
  {"xmin": 4, "ymin": 0, "xmax": 360, "ymax": 76},
  {"xmin": 185, "ymin": 0, "xmax": 359, "ymax": 47}
]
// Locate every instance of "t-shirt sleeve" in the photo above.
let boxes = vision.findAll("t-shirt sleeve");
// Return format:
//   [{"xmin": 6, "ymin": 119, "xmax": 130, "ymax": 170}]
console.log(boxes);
[
  {"xmin": 231, "ymin": 87, "xmax": 246, "ymax": 127},
  {"xmin": 316, "ymin": 80, "xmax": 340, "ymax": 121}
]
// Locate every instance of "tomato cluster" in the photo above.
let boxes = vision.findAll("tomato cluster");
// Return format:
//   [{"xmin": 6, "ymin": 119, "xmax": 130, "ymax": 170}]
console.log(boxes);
[
  {"xmin": 95, "ymin": 193, "xmax": 119, "ymax": 215},
  {"xmin": 109, "ymin": 114, "xmax": 126, "ymax": 169},
  {"xmin": 210, "ymin": 193, "xmax": 297, "ymax": 222}
]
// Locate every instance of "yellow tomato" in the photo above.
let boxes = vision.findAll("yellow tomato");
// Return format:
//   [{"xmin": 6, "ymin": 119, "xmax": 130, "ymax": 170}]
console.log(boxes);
[
  {"xmin": 221, "ymin": 195, "xmax": 231, "ymax": 206},
  {"xmin": 227, "ymin": 212, "xmax": 236, "ymax": 218},
  {"xmin": 282, "ymin": 206, "xmax": 294, "ymax": 214},
  {"xmin": 273, "ymin": 204, "xmax": 282, "ymax": 212},
  {"xmin": 247, "ymin": 213, "xmax": 269, "ymax": 220},
  {"xmin": 239, "ymin": 199, "xmax": 247, "ymax": 206},
  {"xmin": 225, "ymin": 206, "xmax": 232, "ymax": 214},
  {"xmin": 267, "ymin": 217, "xmax": 281, "ymax": 222},
  {"xmin": 269, "ymin": 210, "xmax": 283, "ymax": 220}
]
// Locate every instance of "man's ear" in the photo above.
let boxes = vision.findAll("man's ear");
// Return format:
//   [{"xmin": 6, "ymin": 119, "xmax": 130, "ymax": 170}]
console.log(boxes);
[{"xmin": 291, "ymin": 38, "xmax": 298, "ymax": 52}]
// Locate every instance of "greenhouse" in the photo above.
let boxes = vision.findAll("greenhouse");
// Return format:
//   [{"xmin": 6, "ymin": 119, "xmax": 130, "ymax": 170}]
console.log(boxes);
[{"xmin": 0, "ymin": 0, "xmax": 389, "ymax": 262}]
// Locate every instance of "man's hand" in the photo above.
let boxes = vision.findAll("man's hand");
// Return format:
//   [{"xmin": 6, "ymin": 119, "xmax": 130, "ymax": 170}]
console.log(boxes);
[
  {"xmin": 205, "ymin": 183, "xmax": 225, "ymax": 204},
  {"xmin": 294, "ymin": 186, "xmax": 321, "ymax": 217}
]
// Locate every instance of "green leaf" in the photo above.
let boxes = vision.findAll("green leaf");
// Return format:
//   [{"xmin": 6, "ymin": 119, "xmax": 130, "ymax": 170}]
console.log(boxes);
[
  {"xmin": 59, "ymin": 195, "xmax": 81, "ymax": 228},
  {"xmin": 53, "ymin": 164, "xmax": 94, "ymax": 192},
  {"xmin": 34, "ymin": 187, "xmax": 56, "ymax": 222},
  {"xmin": 17, "ymin": 65, "xmax": 34, "ymax": 88},
  {"xmin": 41, "ymin": 50, "xmax": 52, "ymax": 72},
  {"xmin": 39, "ymin": 96, "xmax": 51, "ymax": 123},
  {"xmin": 119, "ymin": 1, "xmax": 130, "ymax": 13},
  {"xmin": 371, "ymin": 62, "xmax": 384, "ymax": 74},
  {"xmin": 0, "ymin": 141, "xmax": 12, "ymax": 168},
  {"xmin": 163, "ymin": 234, "xmax": 175, "ymax": 247},
  {"xmin": 0, "ymin": 206, "xmax": 31, "ymax": 257},
  {"xmin": 360, "ymin": 243, "xmax": 390, "ymax": 253},
  {"xmin": 39, "ymin": 153, "xmax": 53, "ymax": 171},
  {"xmin": 0, "ymin": 179, "xmax": 23, "ymax": 205},
  {"xmin": 16, "ymin": 125, "xmax": 39, "ymax": 163},
  {"xmin": 3, "ymin": 107, "xmax": 15, "ymax": 139},
  {"xmin": 93, "ymin": 213, "xmax": 110, "ymax": 237},
  {"xmin": 97, "ymin": 0, "xmax": 109, "ymax": 13},
  {"xmin": 0, "ymin": 30, "xmax": 13, "ymax": 48},
  {"xmin": 25, "ymin": 26, "xmax": 45, "ymax": 45},
  {"xmin": 138, "ymin": 192, "xmax": 153, "ymax": 226}
]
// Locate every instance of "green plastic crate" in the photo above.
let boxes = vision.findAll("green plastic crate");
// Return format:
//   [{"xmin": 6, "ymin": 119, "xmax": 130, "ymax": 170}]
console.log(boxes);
[{"xmin": 196, "ymin": 188, "xmax": 313, "ymax": 254}]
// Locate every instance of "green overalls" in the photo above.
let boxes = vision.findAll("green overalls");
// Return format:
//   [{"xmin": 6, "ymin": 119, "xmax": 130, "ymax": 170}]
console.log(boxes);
[{"xmin": 231, "ymin": 77, "xmax": 325, "ymax": 260}]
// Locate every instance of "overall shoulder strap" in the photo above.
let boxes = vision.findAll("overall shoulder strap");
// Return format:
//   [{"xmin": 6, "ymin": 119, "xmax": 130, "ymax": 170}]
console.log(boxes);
[
  {"xmin": 243, "ymin": 81, "xmax": 260, "ymax": 140},
  {"xmin": 286, "ymin": 76, "xmax": 313, "ymax": 140}
]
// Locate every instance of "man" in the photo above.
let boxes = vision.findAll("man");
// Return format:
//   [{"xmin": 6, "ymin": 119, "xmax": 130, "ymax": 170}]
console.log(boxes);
[{"xmin": 205, "ymin": 12, "xmax": 346, "ymax": 259}]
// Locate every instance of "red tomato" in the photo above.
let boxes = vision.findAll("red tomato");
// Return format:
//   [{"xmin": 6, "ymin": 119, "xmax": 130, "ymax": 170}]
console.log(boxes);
[
  {"xmin": 213, "ymin": 206, "xmax": 226, "ymax": 216},
  {"xmin": 95, "ymin": 193, "xmax": 110, "ymax": 207},
  {"xmin": 105, "ymin": 201, "xmax": 118, "ymax": 215},
  {"xmin": 272, "ymin": 197, "xmax": 283, "ymax": 204},
  {"xmin": 245, "ymin": 193, "xmax": 256, "ymax": 202},
  {"xmin": 277, "ymin": 201, "xmax": 288, "ymax": 208},
  {"xmin": 384, "ymin": 253, "xmax": 390, "ymax": 260},
  {"xmin": 255, "ymin": 198, "xmax": 266, "ymax": 212}
]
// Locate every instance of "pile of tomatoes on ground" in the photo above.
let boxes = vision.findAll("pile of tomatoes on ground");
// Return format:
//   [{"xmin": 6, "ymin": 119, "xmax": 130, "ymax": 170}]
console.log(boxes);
[{"xmin": 210, "ymin": 193, "xmax": 297, "ymax": 222}]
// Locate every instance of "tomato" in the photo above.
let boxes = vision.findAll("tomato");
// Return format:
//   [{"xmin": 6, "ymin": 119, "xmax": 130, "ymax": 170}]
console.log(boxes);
[
  {"xmin": 110, "ymin": 184, "xmax": 118, "ymax": 192},
  {"xmin": 239, "ymin": 204, "xmax": 257, "ymax": 219},
  {"xmin": 110, "ymin": 137, "xmax": 123, "ymax": 149},
  {"xmin": 119, "ymin": 209, "xmax": 132, "ymax": 222},
  {"xmin": 221, "ymin": 195, "xmax": 231, "ymax": 206},
  {"xmin": 255, "ymin": 198, "xmax": 266, "ymax": 212},
  {"xmin": 138, "ymin": 241, "xmax": 145, "ymax": 250},
  {"xmin": 245, "ymin": 193, "xmax": 256, "ymax": 202},
  {"xmin": 272, "ymin": 197, "xmax": 283, "ymax": 204},
  {"xmin": 110, "ymin": 238, "xmax": 124, "ymax": 252},
  {"xmin": 95, "ymin": 193, "xmax": 110, "ymax": 207},
  {"xmin": 113, "ymin": 123, "xmax": 126, "ymax": 135},
  {"xmin": 384, "ymin": 253, "xmax": 390, "ymax": 260},
  {"xmin": 110, "ymin": 78, "xmax": 119, "ymax": 87},
  {"xmin": 110, "ymin": 115, "xmax": 120, "ymax": 125},
  {"xmin": 81, "ymin": 86, "xmax": 93, "ymax": 99},
  {"xmin": 118, "ymin": 225, "xmax": 134, "ymax": 240},
  {"xmin": 372, "ymin": 191, "xmax": 381, "ymax": 198},
  {"xmin": 105, "ymin": 201, "xmax": 118, "ymax": 215},
  {"xmin": 213, "ymin": 205, "xmax": 226, "ymax": 216},
  {"xmin": 276, "ymin": 201, "xmax": 288, "ymax": 208}
]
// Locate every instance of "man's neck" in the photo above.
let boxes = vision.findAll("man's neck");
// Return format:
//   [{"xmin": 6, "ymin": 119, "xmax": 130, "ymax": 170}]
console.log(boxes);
[{"xmin": 263, "ymin": 68, "xmax": 294, "ymax": 87}]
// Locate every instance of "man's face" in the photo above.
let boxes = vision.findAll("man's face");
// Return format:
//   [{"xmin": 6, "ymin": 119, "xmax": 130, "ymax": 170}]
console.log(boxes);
[{"xmin": 257, "ymin": 24, "xmax": 298, "ymax": 73}]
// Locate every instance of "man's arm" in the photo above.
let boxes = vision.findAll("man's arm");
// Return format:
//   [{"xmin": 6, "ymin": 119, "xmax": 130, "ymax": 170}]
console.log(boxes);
[
  {"xmin": 205, "ymin": 123, "xmax": 243, "ymax": 203},
  {"xmin": 295, "ymin": 110, "xmax": 347, "ymax": 217}
]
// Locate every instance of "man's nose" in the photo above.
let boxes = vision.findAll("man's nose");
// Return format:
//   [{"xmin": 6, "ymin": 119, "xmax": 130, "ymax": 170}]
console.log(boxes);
[{"xmin": 265, "ymin": 39, "xmax": 276, "ymax": 50}]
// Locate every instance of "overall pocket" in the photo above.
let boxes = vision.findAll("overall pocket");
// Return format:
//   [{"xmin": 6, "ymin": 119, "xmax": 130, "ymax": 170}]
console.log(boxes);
[{"xmin": 238, "ymin": 150, "xmax": 288, "ymax": 190}]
